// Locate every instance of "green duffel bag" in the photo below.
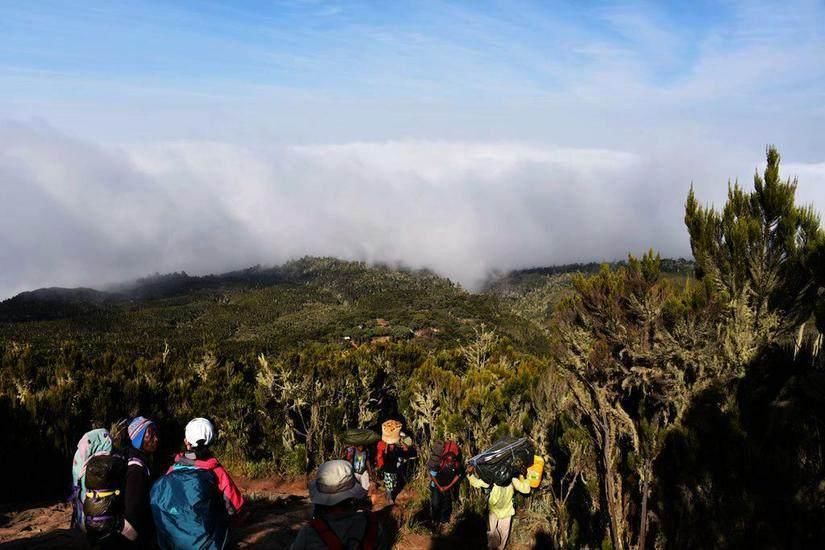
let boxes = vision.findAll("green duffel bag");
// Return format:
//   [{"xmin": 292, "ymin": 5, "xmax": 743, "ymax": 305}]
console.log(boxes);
[{"xmin": 343, "ymin": 428, "xmax": 381, "ymax": 446}]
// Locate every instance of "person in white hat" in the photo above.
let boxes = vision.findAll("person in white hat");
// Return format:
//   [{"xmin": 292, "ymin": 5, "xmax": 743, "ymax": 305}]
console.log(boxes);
[
  {"xmin": 152, "ymin": 417, "xmax": 245, "ymax": 548},
  {"xmin": 290, "ymin": 460, "xmax": 387, "ymax": 549},
  {"xmin": 171, "ymin": 418, "xmax": 244, "ymax": 516}
]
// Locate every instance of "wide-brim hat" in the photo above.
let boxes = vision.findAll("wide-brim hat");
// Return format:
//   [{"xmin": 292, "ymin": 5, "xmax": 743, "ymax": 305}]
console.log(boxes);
[
  {"xmin": 309, "ymin": 460, "xmax": 368, "ymax": 506},
  {"xmin": 382, "ymin": 420, "xmax": 402, "ymax": 445}
]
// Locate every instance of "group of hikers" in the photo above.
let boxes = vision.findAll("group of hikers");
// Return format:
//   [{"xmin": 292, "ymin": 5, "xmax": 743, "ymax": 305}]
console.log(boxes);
[
  {"xmin": 296, "ymin": 420, "xmax": 541, "ymax": 550},
  {"xmin": 71, "ymin": 416, "xmax": 541, "ymax": 549},
  {"xmin": 72, "ymin": 416, "xmax": 244, "ymax": 549}
]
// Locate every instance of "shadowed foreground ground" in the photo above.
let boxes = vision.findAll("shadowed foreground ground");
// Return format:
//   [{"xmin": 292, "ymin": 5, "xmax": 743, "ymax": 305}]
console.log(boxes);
[{"xmin": 0, "ymin": 475, "xmax": 521, "ymax": 549}]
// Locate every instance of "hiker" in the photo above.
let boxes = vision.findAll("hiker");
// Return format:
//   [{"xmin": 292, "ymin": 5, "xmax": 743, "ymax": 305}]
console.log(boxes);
[
  {"xmin": 150, "ymin": 417, "xmax": 245, "ymax": 549},
  {"xmin": 291, "ymin": 459, "xmax": 388, "ymax": 549},
  {"xmin": 122, "ymin": 416, "xmax": 160, "ymax": 548},
  {"xmin": 428, "ymin": 440, "xmax": 461, "ymax": 529},
  {"xmin": 467, "ymin": 464, "xmax": 531, "ymax": 550},
  {"xmin": 397, "ymin": 432, "xmax": 418, "ymax": 485},
  {"xmin": 376, "ymin": 420, "xmax": 408, "ymax": 505},
  {"xmin": 343, "ymin": 443, "xmax": 374, "ymax": 492}
]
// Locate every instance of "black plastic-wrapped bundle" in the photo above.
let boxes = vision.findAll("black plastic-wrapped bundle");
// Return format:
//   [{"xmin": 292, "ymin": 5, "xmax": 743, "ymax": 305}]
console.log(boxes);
[
  {"xmin": 469, "ymin": 437, "xmax": 534, "ymax": 487},
  {"xmin": 342, "ymin": 428, "xmax": 381, "ymax": 446}
]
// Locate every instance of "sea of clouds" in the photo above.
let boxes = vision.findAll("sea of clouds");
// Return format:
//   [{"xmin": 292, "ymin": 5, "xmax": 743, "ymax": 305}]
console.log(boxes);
[{"xmin": 2, "ymin": 122, "xmax": 824, "ymax": 299}]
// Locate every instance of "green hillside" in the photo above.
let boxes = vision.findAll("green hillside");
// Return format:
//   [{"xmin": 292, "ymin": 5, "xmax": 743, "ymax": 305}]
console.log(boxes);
[{"xmin": 0, "ymin": 257, "xmax": 553, "ymax": 358}]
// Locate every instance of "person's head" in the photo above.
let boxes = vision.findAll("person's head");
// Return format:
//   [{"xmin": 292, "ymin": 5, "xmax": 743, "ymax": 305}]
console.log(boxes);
[
  {"xmin": 128, "ymin": 416, "xmax": 158, "ymax": 454},
  {"xmin": 442, "ymin": 452, "xmax": 457, "ymax": 468},
  {"xmin": 184, "ymin": 417, "xmax": 215, "ymax": 457},
  {"xmin": 356, "ymin": 444, "xmax": 365, "ymax": 451},
  {"xmin": 309, "ymin": 460, "xmax": 368, "ymax": 510},
  {"xmin": 142, "ymin": 425, "xmax": 159, "ymax": 453}
]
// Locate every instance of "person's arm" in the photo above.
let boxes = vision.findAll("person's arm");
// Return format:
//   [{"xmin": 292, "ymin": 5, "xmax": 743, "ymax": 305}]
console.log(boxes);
[
  {"xmin": 121, "ymin": 463, "xmax": 147, "ymax": 541},
  {"xmin": 512, "ymin": 475, "xmax": 531, "ymax": 494},
  {"xmin": 376, "ymin": 441, "xmax": 386, "ymax": 470},
  {"xmin": 442, "ymin": 473, "xmax": 460, "ymax": 492},
  {"xmin": 429, "ymin": 471, "xmax": 444, "ymax": 492},
  {"xmin": 212, "ymin": 464, "xmax": 245, "ymax": 516},
  {"xmin": 467, "ymin": 473, "xmax": 489, "ymax": 489}
]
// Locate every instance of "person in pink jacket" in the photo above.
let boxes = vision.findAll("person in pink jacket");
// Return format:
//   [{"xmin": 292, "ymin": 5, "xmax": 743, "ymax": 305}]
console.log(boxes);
[{"xmin": 167, "ymin": 418, "xmax": 245, "ymax": 518}]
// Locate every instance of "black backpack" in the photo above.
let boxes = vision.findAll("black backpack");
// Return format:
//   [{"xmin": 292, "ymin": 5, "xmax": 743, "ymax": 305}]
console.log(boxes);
[{"xmin": 83, "ymin": 453, "xmax": 127, "ymax": 539}]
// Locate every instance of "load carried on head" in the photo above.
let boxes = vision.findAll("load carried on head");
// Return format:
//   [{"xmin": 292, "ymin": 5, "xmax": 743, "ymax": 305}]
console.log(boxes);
[
  {"xmin": 342, "ymin": 428, "xmax": 381, "ymax": 446},
  {"xmin": 380, "ymin": 419, "xmax": 402, "ymax": 444},
  {"xmin": 469, "ymin": 437, "xmax": 540, "ymax": 487}
]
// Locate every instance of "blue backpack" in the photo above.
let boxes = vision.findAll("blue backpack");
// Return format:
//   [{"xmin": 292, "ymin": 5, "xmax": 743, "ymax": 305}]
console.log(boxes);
[{"xmin": 150, "ymin": 467, "xmax": 228, "ymax": 550}]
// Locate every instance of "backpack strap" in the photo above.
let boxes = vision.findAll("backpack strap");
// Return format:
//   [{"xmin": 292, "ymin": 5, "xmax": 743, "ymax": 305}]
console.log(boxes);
[
  {"xmin": 360, "ymin": 512, "xmax": 378, "ymax": 550},
  {"xmin": 85, "ymin": 489, "xmax": 121, "ymax": 499},
  {"xmin": 311, "ymin": 518, "xmax": 344, "ymax": 550},
  {"xmin": 128, "ymin": 456, "xmax": 150, "ymax": 477}
]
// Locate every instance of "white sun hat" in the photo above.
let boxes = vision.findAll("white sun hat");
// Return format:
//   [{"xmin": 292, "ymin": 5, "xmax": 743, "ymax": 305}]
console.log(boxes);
[
  {"xmin": 309, "ymin": 460, "xmax": 368, "ymax": 506},
  {"xmin": 185, "ymin": 417, "xmax": 215, "ymax": 448}
]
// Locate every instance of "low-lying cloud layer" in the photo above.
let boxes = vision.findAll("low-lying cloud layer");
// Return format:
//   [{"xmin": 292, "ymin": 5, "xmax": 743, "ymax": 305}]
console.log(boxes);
[{"xmin": 2, "ymin": 122, "xmax": 824, "ymax": 299}]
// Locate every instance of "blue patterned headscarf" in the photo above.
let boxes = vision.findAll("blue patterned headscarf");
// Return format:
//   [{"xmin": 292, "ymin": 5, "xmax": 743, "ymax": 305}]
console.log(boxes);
[{"xmin": 127, "ymin": 416, "xmax": 155, "ymax": 450}]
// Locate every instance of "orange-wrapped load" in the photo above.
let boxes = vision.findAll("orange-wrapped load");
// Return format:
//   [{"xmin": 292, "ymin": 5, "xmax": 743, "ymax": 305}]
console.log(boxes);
[{"xmin": 381, "ymin": 420, "xmax": 402, "ymax": 444}]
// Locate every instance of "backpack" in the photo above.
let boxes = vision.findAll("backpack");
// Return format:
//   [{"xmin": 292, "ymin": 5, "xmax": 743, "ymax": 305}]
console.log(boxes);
[
  {"xmin": 150, "ymin": 467, "xmax": 228, "ymax": 550},
  {"xmin": 439, "ymin": 441, "xmax": 460, "ymax": 470},
  {"xmin": 310, "ymin": 511, "xmax": 378, "ymax": 550},
  {"xmin": 71, "ymin": 428, "xmax": 114, "ymax": 530},
  {"xmin": 83, "ymin": 453, "xmax": 127, "ymax": 539}
]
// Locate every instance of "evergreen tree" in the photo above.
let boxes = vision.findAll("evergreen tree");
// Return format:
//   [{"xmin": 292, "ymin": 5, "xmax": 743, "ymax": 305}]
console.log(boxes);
[{"xmin": 685, "ymin": 146, "xmax": 822, "ymax": 350}]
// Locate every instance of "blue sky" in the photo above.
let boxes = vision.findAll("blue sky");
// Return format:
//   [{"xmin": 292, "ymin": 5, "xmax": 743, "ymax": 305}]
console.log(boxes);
[
  {"xmin": 0, "ymin": 1, "xmax": 720, "ymax": 89},
  {"xmin": 1, "ymin": 1, "xmax": 824, "ymax": 296},
  {"xmin": 2, "ymin": 0, "xmax": 822, "ymax": 148}
]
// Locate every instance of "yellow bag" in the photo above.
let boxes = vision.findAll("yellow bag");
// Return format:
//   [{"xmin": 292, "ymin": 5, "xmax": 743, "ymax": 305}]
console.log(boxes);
[{"xmin": 526, "ymin": 455, "xmax": 545, "ymax": 488}]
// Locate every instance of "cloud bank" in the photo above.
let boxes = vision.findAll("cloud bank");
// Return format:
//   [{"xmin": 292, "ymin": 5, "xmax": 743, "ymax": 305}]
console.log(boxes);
[{"xmin": 5, "ymin": 123, "xmax": 823, "ymax": 299}]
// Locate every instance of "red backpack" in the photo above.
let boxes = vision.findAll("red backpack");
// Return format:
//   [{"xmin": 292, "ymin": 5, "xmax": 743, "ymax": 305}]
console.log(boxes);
[
  {"xmin": 440, "ymin": 440, "xmax": 460, "ymax": 470},
  {"xmin": 310, "ymin": 512, "xmax": 378, "ymax": 550}
]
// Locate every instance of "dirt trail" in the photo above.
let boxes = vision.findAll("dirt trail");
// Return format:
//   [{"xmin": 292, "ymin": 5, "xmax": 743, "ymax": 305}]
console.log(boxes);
[{"xmin": 0, "ymin": 475, "xmax": 439, "ymax": 549}]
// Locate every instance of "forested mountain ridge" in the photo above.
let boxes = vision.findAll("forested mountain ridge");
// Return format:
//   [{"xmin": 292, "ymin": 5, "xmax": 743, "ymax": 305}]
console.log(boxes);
[
  {"xmin": 0, "ymin": 256, "xmax": 694, "ymax": 356},
  {"xmin": 1, "ymin": 257, "xmax": 557, "ymax": 357}
]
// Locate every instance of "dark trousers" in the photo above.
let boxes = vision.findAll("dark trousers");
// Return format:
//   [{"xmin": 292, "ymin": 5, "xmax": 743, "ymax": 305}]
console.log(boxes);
[{"xmin": 430, "ymin": 485, "xmax": 453, "ymax": 524}]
